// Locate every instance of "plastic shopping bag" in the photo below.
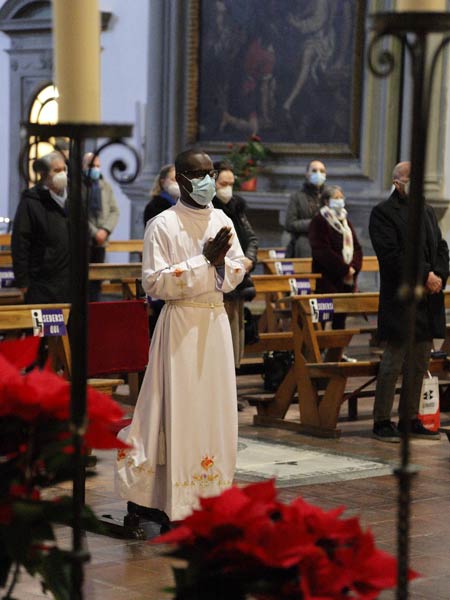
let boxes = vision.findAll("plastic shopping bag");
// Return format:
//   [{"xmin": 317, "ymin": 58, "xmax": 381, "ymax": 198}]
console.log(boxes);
[{"xmin": 418, "ymin": 371, "xmax": 440, "ymax": 432}]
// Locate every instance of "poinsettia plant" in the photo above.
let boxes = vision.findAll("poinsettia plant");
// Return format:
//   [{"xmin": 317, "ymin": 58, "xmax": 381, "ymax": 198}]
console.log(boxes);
[
  {"xmin": 226, "ymin": 135, "xmax": 272, "ymax": 188},
  {"xmin": 0, "ymin": 338, "xmax": 127, "ymax": 600},
  {"xmin": 154, "ymin": 479, "xmax": 418, "ymax": 600}
]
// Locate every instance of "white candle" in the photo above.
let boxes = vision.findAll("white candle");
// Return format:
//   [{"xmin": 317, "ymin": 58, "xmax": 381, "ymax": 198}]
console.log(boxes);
[
  {"xmin": 53, "ymin": 0, "xmax": 101, "ymax": 123},
  {"xmin": 397, "ymin": 0, "xmax": 446, "ymax": 10}
]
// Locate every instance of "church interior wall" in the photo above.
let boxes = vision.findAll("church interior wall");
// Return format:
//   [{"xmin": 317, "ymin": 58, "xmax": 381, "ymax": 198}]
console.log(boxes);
[{"xmin": 0, "ymin": 0, "xmax": 450, "ymax": 254}]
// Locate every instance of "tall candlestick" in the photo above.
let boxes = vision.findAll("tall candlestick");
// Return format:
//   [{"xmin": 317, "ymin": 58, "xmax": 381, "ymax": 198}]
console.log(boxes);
[
  {"xmin": 397, "ymin": 0, "xmax": 446, "ymax": 10},
  {"xmin": 53, "ymin": 0, "xmax": 101, "ymax": 123}
]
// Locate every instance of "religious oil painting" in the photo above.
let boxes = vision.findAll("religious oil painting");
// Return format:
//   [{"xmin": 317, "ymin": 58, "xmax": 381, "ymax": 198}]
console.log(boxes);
[{"xmin": 192, "ymin": 0, "xmax": 365, "ymax": 154}]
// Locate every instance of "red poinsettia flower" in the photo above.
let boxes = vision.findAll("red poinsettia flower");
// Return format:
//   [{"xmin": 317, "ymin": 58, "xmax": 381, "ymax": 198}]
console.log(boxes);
[
  {"xmin": 0, "ymin": 340, "xmax": 127, "ymax": 449},
  {"xmin": 154, "ymin": 480, "xmax": 419, "ymax": 599}
]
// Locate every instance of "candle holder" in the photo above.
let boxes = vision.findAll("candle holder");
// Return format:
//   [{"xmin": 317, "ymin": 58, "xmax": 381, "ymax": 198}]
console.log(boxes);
[
  {"xmin": 368, "ymin": 12, "xmax": 450, "ymax": 600},
  {"xmin": 19, "ymin": 121, "xmax": 140, "ymax": 600}
]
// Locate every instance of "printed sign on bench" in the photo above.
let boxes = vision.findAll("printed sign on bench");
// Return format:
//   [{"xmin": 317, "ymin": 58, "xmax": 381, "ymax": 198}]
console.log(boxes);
[
  {"xmin": 0, "ymin": 268, "xmax": 15, "ymax": 288},
  {"xmin": 275, "ymin": 261, "xmax": 295, "ymax": 275},
  {"xmin": 31, "ymin": 309, "xmax": 67, "ymax": 337},
  {"xmin": 309, "ymin": 298, "xmax": 334, "ymax": 323},
  {"xmin": 269, "ymin": 250, "xmax": 286, "ymax": 259},
  {"xmin": 289, "ymin": 278, "xmax": 311, "ymax": 296}
]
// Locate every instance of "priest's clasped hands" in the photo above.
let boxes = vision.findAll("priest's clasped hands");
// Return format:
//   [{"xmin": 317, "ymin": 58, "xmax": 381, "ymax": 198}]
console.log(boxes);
[{"xmin": 203, "ymin": 226, "xmax": 232, "ymax": 267}]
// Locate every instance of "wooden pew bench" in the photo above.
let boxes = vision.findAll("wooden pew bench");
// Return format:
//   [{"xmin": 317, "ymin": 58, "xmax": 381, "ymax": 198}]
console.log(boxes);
[
  {"xmin": 248, "ymin": 273, "xmax": 320, "ymax": 334},
  {"xmin": 89, "ymin": 262, "xmax": 142, "ymax": 299},
  {"xmin": 259, "ymin": 255, "xmax": 379, "ymax": 276},
  {"xmin": 0, "ymin": 303, "xmax": 123, "ymax": 395},
  {"xmin": 252, "ymin": 291, "xmax": 450, "ymax": 438}
]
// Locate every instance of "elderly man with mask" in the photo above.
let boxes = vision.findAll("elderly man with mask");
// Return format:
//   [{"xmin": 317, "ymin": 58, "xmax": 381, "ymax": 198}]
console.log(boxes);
[
  {"xmin": 369, "ymin": 161, "xmax": 449, "ymax": 442},
  {"xmin": 285, "ymin": 159, "xmax": 327, "ymax": 257},
  {"xmin": 116, "ymin": 148, "xmax": 246, "ymax": 526},
  {"xmin": 12, "ymin": 151, "xmax": 71, "ymax": 303}
]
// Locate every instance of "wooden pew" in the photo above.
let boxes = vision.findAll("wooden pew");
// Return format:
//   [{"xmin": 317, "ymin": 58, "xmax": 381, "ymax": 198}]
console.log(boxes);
[
  {"xmin": 106, "ymin": 240, "xmax": 143, "ymax": 254},
  {"xmin": 248, "ymin": 273, "xmax": 320, "ymax": 334},
  {"xmin": 0, "ymin": 303, "xmax": 123, "ymax": 395},
  {"xmin": 0, "ymin": 233, "xmax": 11, "ymax": 247},
  {"xmin": 257, "ymin": 247, "xmax": 286, "ymax": 261},
  {"xmin": 89, "ymin": 262, "xmax": 142, "ymax": 299},
  {"xmin": 0, "ymin": 251, "xmax": 12, "ymax": 266},
  {"xmin": 252, "ymin": 291, "xmax": 450, "ymax": 438},
  {"xmin": 260, "ymin": 256, "xmax": 379, "ymax": 275}
]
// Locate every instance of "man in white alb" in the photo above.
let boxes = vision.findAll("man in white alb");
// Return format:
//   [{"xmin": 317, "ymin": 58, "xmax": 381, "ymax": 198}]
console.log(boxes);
[{"xmin": 116, "ymin": 149, "xmax": 246, "ymax": 524}]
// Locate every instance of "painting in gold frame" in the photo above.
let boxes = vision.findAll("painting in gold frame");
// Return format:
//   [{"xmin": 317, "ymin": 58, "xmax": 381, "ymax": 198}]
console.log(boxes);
[{"xmin": 186, "ymin": 0, "xmax": 366, "ymax": 157}]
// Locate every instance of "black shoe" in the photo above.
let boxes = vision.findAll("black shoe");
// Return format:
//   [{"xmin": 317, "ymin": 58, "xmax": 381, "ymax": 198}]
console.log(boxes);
[
  {"xmin": 373, "ymin": 420, "xmax": 401, "ymax": 443},
  {"xmin": 127, "ymin": 502, "xmax": 171, "ymax": 526},
  {"xmin": 397, "ymin": 419, "xmax": 441, "ymax": 440}
]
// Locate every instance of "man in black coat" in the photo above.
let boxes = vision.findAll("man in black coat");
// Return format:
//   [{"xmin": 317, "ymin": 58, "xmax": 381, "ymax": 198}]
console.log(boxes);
[
  {"xmin": 12, "ymin": 151, "xmax": 71, "ymax": 304},
  {"xmin": 369, "ymin": 161, "xmax": 449, "ymax": 442}
]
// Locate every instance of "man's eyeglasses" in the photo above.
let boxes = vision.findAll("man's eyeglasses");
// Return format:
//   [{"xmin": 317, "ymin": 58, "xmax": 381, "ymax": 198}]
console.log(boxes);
[{"xmin": 180, "ymin": 169, "xmax": 218, "ymax": 180}]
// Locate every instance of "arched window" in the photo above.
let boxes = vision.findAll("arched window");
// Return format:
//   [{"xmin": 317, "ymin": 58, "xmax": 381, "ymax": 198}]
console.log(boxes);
[{"xmin": 28, "ymin": 84, "xmax": 67, "ymax": 182}]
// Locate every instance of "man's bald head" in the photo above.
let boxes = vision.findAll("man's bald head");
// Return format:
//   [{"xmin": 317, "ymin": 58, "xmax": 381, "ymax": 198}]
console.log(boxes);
[
  {"xmin": 392, "ymin": 161, "xmax": 410, "ymax": 198},
  {"xmin": 392, "ymin": 161, "xmax": 410, "ymax": 181}
]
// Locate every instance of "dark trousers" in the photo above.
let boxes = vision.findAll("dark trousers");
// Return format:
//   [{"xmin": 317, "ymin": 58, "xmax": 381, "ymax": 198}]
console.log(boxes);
[
  {"xmin": 373, "ymin": 339, "xmax": 432, "ymax": 423},
  {"xmin": 89, "ymin": 245, "xmax": 106, "ymax": 302}
]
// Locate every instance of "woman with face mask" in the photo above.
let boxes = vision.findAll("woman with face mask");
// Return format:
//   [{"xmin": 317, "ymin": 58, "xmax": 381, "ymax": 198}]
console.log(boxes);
[
  {"xmin": 284, "ymin": 160, "xmax": 327, "ymax": 258},
  {"xmin": 308, "ymin": 185, "xmax": 363, "ymax": 331},
  {"xmin": 143, "ymin": 164, "xmax": 180, "ymax": 227},
  {"xmin": 213, "ymin": 160, "xmax": 259, "ymax": 370}
]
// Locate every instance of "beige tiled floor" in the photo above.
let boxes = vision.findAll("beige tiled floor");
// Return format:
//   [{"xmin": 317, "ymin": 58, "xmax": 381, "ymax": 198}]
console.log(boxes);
[{"xmin": 8, "ymin": 373, "xmax": 450, "ymax": 600}]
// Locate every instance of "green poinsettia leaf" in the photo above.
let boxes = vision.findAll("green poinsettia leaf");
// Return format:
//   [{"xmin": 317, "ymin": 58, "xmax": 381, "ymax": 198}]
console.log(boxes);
[{"xmin": 38, "ymin": 548, "xmax": 71, "ymax": 600}]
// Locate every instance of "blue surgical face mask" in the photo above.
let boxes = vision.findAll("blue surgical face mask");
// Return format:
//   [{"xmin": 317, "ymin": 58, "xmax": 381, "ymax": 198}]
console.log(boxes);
[
  {"xmin": 85, "ymin": 167, "xmax": 101, "ymax": 181},
  {"xmin": 309, "ymin": 171, "xmax": 326, "ymax": 187},
  {"xmin": 184, "ymin": 174, "xmax": 216, "ymax": 206},
  {"xmin": 329, "ymin": 198, "xmax": 345, "ymax": 211}
]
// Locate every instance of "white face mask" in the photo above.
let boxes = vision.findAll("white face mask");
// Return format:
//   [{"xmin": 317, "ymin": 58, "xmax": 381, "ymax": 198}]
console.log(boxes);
[
  {"xmin": 329, "ymin": 198, "xmax": 345, "ymax": 211},
  {"xmin": 216, "ymin": 185, "xmax": 233, "ymax": 204},
  {"xmin": 309, "ymin": 171, "xmax": 326, "ymax": 187},
  {"xmin": 163, "ymin": 180, "xmax": 180, "ymax": 199},
  {"xmin": 51, "ymin": 171, "xmax": 68, "ymax": 193},
  {"xmin": 184, "ymin": 174, "xmax": 216, "ymax": 206}
]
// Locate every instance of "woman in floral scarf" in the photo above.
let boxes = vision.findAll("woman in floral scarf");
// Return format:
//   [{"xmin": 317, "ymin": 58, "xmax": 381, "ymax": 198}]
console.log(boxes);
[{"xmin": 308, "ymin": 185, "xmax": 363, "ymax": 329}]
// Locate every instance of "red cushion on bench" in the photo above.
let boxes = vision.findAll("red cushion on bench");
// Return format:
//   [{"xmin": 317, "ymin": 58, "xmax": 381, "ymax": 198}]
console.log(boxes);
[{"xmin": 87, "ymin": 300, "xmax": 149, "ymax": 376}]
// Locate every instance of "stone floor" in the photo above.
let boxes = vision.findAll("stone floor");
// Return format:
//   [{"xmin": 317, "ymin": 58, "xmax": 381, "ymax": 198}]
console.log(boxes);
[{"xmin": 9, "ymin": 373, "xmax": 450, "ymax": 600}]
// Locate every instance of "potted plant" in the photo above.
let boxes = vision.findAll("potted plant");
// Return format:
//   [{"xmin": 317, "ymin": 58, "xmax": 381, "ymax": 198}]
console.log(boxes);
[
  {"xmin": 154, "ymin": 479, "xmax": 418, "ymax": 600},
  {"xmin": 0, "ymin": 338, "xmax": 127, "ymax": 599},
  {"xmin": 226, "ymin": 135, "xmax": 272, "ymax": 191}
]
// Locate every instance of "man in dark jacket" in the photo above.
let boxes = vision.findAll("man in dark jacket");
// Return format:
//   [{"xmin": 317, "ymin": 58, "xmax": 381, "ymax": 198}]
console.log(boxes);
[
  {"xmin": 12, "ymin": 151, "xmax": 71, "ymax": 304},
  {"xmin": 369, "ymin": 161, "xmax": 449, "ymax": 442}
]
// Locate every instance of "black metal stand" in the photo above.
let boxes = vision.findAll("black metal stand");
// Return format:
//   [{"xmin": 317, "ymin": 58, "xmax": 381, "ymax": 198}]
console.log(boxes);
[
  {"xmin": 369, "ymin": 12, "xmax": 450, "ymax": 600},
  {"xmin": 20, "ymin": 122, "xmax": 140, "ymax": 599}
]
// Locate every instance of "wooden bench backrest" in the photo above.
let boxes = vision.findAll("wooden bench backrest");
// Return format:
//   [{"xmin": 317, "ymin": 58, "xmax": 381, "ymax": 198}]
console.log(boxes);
[
  {"xmin": 292, "ymin": 292, "xmax": 380, "ymax": 317},
  {"xmin": 0, "ymin": 233, "xmax": 11, "ymax": 247},
  {"xmin": 89, "ymin": 262, "xmax": 142, "ymax": 281},
  {"xmin": 252, "ymin": 274, "xmax": 320, "ymax": 294},
  {"xmin": 0, "ymin": 251, "xmax": 12, "ymax": 266},
  {"xmin": 261, "ymin": 256, "xmax": 379, "ymax": 275},
  {"xmin": 106, "ymin": 240, "xmax": 143, "ymax": 254}
]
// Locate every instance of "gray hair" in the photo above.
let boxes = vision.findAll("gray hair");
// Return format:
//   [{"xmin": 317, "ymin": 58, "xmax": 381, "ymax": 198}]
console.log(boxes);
[
  {"xmin": 321, "ymin": 185, "xmax": 344, "ymax": 204},
  {"xmin": 34, "ymin": 151, "xmax": 65, "ymax": 179}
]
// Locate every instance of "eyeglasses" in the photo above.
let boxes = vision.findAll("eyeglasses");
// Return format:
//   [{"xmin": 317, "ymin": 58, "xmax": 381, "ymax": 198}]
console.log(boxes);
[{"xmin": 180, "ymin": 169, "xmax": 218, "ymax": 180}]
